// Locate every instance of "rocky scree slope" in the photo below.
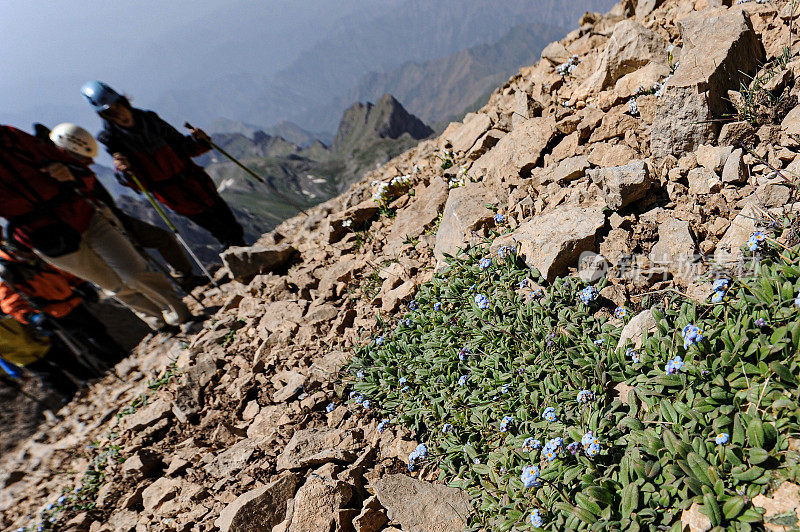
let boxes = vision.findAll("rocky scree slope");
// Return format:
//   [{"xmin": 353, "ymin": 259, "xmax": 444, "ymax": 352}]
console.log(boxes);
[{"xmin": 4, "ymin": 0, "xmax": 800, "ymax": 530}]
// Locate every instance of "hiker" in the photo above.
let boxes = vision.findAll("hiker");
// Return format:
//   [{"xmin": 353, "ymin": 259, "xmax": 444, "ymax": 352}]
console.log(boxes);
[
  {"xmin": 0, "ymin": 236, "xmax": 127, "ymax": 365},
  {"xmin": 0, "ymin": 314, "xmax": 90, "ymax": 399},
  {"xmin": 0, "ymin": 124, "xmax": 197, "ymax": 331},
  {"xmin": 45, "ymin": 122, "xmax": 206, "ymax": 291},
  {"xmin": 82, "ymin": 81, "xmax": 246, "ymax": 248}
]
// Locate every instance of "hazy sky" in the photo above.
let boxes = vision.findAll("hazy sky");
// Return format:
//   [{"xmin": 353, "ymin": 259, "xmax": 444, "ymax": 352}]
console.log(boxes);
[{"xmin": 0, "ymin": 0, "xmax": 365, "ymax": 134}]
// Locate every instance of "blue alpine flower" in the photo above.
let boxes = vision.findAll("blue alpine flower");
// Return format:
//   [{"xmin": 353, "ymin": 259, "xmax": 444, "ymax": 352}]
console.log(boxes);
[
  {"xmin": 474, "ymin": 294, "xmax": 490, "ymax": 309},
  {"xmin": 377, "ymin": 419, "xmax": 389, "ymax": 433},
  {"xmin": 433, "ymin": 302, "xmax": 442, "ymax": 311},
  {"xmin": 665, "ymin": 355, "xmax": 685, "ymax": 375},
  {"xmin": 530, "ymin": 509, "xmax": 543, "ymax": 528},
  {"xmin": 520, "ymin": 464, "xmax": 541, "ymax": 488},
  {"xmin": 458, "ymin": 375, "xmax": 468, "ymax": 386},
  {"xmin": 579, "ymin": 286, "xmax": 599, "ymax": 304},
  {"xmin": 499, "ymin": 415, "xmax": 513, "ymax": 432},
  {"xmin": 479, "ymin": 257, "xmax": 492, "ymax": 270},
  {"xmin": 715, "ymin": 433, "xmax": 729, "ymax": 445},
  {"xmin": 522, "ymin": 437, "xmax": 541, "ymax": 452},
  {"xmin": 576, "ymin": 389, "xmax": 594, "ymax": 403},
  {"xmin": 542, "ymin": 407, "xmax": 557, "ymax": 422}
]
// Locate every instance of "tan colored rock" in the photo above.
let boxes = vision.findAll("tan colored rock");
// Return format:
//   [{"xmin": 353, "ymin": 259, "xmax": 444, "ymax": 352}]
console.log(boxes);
[
  {"xmin": 695, "ymin": 144, "xmax": 733, "ymax": 174},
  {"xmin": 326, "ymin": 200, "xmax": 380, "ymax": 243},
  {"xmin": 752, "ymin": 482, "xmax": 800, "ymax": 531},
  {"xmin": 616, "ymin": 309, "xmax": 658, "ymax": 350},
  {"xmin": 449, "ymin": 113, "xmax": 491, "ymax": 154},
  {"xmin": 715, "ymin": 201, "xmax": 760, "ymax": 267},
  {"xmin": 433, "ymin": 182, "xmax": 502, "ymax": 266},
  {"xmin": 687, "ymin": 167, "xmax": 722, "ymax": 195},
  {"xmin": 466, "ymin": 129, "xmax": 504, "ymax": 161},
  {"xmin": 471, "ymin": 116, "xmax": 557, "ymax": 183},
  {"xmin": 719, "ymin": 120, "xmax": 757, "ymax": 147},
  {"xmin": 273, "ymin": 371, "xmax": 306, "ymax": 403},
  {"xmin": 491, "ymin": 206, "xmax": 606, "ymax": 282},
  {"xmin": 649, "ymin": 218, "xmax": 697, "ymax": 285},
  {"xmin": 276, "ymin": 428, "xmax": 360, "ymax": 471},
  {"xmin": 588, "ymin": 144, "xmax": 638, "ymax": 168},
  {"xmin": 119, "ymin": 398, "xmax": 172, "ymax": 433},
  {"xmin": 221, "ymin": 244, "xmax": 298, "ymax": 283},
  {"xmin": 537, "ymin": 155, "xmax": 590, "ymax": 186},
  {"xmin": 681, "ymin": 501, "xmax": 712, "ymax": 532},
  {"xmin": 372, "ymin": 475, "xmax": 471, "ymax": 532},
  {"xmin": 541, "ymin": 41, "xmax": 571, "ymax": 65},
  {"xmin": 215, "ymin": 473, "xmax": 297, "ymax": 532},
  {"xmin": 381, "ymin": 278, "xmax": 417, "ymax": 313},
  {"xmin": 206, "ymin": 439, "xmax": 256, "ymax": 478},
  {"xmin": 387, "ymin": 177, "xmax": 449, "ymax": 250},
  {"xmin": 722, "ymin": 148, "xmax": 746, "ymax": 184},
  {"xmin": 651, "ymin": 8, "xmax": 764, "ymax": 160},
  {"xmin": 141, "ymin": 477, "xmax": 180, "ymax": 514},
  {"xmin": 288, "ymin": 470, "xmax": 353, "ymax": 532},
  {"xmin": 588, "ymin": 160, "xmax": 653, "ymax": 210}
]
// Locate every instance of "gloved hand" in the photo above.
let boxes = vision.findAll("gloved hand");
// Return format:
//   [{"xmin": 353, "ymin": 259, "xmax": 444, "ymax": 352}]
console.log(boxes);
[
  {"xmin": 189, "ymin": 128, "xmax": 211, "ymax": 145},
  {"xmin": 27, "ymin": 312, "xmax": 53, "ymax": 339},
  {"xmin": 73, "ymin": 282, "xmax": 99, "ymax": 303}
]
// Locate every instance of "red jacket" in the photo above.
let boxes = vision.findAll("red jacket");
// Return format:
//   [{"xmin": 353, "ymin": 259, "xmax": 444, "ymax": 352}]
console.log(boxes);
[
  {"xmin": 0, "ymin": 249, "xmax": 83, "ymax": 322},
  {"xmin": 0, "ymin": 126, "xmax": 97, "ymax": 250},
  {"xmin": 98, "ymin": 109, "xmax": 220, "ymax": 216}
]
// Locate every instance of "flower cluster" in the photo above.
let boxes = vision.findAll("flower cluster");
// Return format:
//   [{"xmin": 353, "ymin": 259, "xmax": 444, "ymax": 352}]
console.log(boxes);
[
  {"xmin": 681, "ymin": 324, "xmax": 703, "ymax": 349},
  {"xmin": 458, "ymin": 346, "xmax": 469, "ymax": 361},
  {"xmin": 494, "ymin": 213, "xmax": 506, "ymax": 225},
  {"xmin": 579, "ymin": 286, "xmax": 599, "ymax": 304},
  {"xmin": 665, "ymin": 355, "xmax": 685, "ymax": 375},
  {"xmin": 474, "ymin": 294, "xmax": 490, "ymax": 309},
  {"xmin": 497, "ymin": 245, "xmax": 513, "ymax": 258},
  {"xmin": 542, "ymin": 407, "xmax": 557, "ymax": 422},
  {"xmin": 326, "ymin": 402, "xmax": 336, "ymax": 413},
  {"xmin": 408, "ymin": 443, "xmax": 427, "ymax": 471},
  {"xmin": 582, "ymin": 431, "xmax": 601, "ymax": 458},
  {"xmin": 479, "ymin": 257, "xmax": 492, "ymax": 271},
  {"xmin": 577, "ymin": 389, "xmax": 594, "ymax": 403},
  {"xmin": 522, "ymin": 437, "xmax": 541, "ymax": 452},
  {"xmin": 377, "ymin": 419, "xmax": 390, "ymax": 433},
  {"xmin": 556, "ymin": 54, "xmax": 580, "ymax": 76},
  {"xmin": 628, "ymin": 98, "xmax": 639, "ymax": 117},
  {"xmin": 521, "ymin": 464, "xmax": 541, "ymax": 488},
  {"xmin": 433, "ymin": 302, "xmax": 442, "ymax": 311},
  {"xmin": 408, "ymin": 299, "xmax": 419, "ymax": 311},
  {"xmin": 375, "ymin": 336, "xmax": 385, "ymax": 346},
  {"xmin": 371, "ymin": 174, "xmax": 411, "ymax": 206},
  {"xmin": 626, "ymin": 347, "xmax": 640, "ymax": 363},
  {"xmin": 530, "ymin": 509, "xmax": 544, "ymax": 528},
  {"xmin": 715, "ymin": 433, "xmax": 729, "ymax": 445},
  {"xmin": 795, "ymin": 289, "xmax": 800, "ymax": 308},
  {"xmin": 500, "ymin": 415, "xmax": 513, "ymax": 432},
  {"xmin": 543, "ymin": 437, "xmax": 563, "ymax": 461},
  {"xmin": 614, "ymin": 306, "xmax": 628, "ymax": 319},
  {"xmin": 458, "ymin": 375, "xmax": 468, "ymax": 386},
  {"xmin": 747, "ymin": 231, "xmax": 767, "ymax": 251},
  {"xmin": 442, "ymin": 423, "xmax": 453, "ymax": 433},
  {"xmin": 711, "ymin": 278, "xmax": 730, "ymax": 303}
]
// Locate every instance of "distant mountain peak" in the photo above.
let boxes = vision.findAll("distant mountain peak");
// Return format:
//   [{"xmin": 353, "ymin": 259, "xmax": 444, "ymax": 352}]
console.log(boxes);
[{"xmin": 332, "ymin": 93, "xmax": 433, "ymax": 153}]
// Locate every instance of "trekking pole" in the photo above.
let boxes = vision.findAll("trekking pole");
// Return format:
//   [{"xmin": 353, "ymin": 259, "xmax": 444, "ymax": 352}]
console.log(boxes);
[
  {"xmin": 125, "ymin": 172, "xmax": 220, "ymax": 289},
  {"xmin": 184, "ymin": 122, "xmax": 309, "ymax": 216}
]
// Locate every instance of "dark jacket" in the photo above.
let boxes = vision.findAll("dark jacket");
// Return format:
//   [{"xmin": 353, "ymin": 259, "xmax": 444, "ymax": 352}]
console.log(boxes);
[
  {"xmin": 0, "ymin": 126, "xmax": 96, "ymax": 253},
  {"xmin": 98, "ymin": 109, "xmax": 219, "ymax": 216}
]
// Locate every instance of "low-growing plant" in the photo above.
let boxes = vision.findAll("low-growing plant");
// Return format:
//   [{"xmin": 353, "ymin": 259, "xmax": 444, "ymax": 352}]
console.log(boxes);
[{"xmin": 348, "ymin": 233, "xmax": 800, "ymax": 530}]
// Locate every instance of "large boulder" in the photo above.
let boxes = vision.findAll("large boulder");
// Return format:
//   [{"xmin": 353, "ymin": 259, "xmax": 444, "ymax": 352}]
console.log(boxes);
[
  {"xmin": 471, "ymin": 116, "xmax": 557, "ymax": 184},
  {"xmin": 433, "ymin": 182, "xmax": 503, "ymax": 266},
  {"xmin": 491, "ymin": 206, "xmax": 606, "ymax": 282},
  {"xmin": 215, "ymin": 473, "xmax": 297, "ymax": 532},
  {"xmin": 575, "ymin": 19, "xmax": 671, "ymax": 97},
  {"xmin": 715, "ymin": 201, "xmax": 759, "ymax": 268},
  {"xmin": 588, "ymin": 160, "xmax": 653, "ymax": 210},
  {"xmin": 371, "ymin": 475, "xmax": 471, "ymax": 532},
  {"xmin": 221, "ymin": 244, "xmax": 298, "ymax": 283},
  {"xmin": 326, "ymin": 200, "xmax": 380, "ymax": 243},
  {"xmin": 651, "ymin": 8, "xmax": 764, "ymax": 160}
]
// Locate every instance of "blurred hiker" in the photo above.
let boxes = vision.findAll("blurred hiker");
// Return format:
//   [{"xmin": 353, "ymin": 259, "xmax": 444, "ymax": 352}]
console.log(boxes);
[
  {"xmin": 0, "ymin": 315, "xmax": 90, "ymax": 399},
  {"xmin": 0, "ymin": 124, "xmax": 196, "ymax": 331},
  {"xmin": 46, "ymin": 122, "xmax": 206, "ymax": 291},
  {"xmin": 0, "ymin": 236, "xmax": 127, "ymax": 364},
  {"xmin": 82, "ymin": 81, "xmax": 246, "ymax": 248}
]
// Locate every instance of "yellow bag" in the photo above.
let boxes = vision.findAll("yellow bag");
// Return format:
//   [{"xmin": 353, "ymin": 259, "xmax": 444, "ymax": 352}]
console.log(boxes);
[{"xmin": 0, "ymin": 316, "xmax": 50, "ymax": 366}]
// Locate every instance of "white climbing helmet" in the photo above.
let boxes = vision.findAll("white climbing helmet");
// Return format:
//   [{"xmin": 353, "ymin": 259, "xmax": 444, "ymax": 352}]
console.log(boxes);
[{"xmin": 49, "ymin": 123, "xmax": 98, "ymax": 159}]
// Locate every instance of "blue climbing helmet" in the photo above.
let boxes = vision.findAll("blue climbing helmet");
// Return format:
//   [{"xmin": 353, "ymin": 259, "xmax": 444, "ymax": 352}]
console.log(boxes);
[{"xmin": 81, "ymin": 81, "xmax": 123, "ymax": 112}]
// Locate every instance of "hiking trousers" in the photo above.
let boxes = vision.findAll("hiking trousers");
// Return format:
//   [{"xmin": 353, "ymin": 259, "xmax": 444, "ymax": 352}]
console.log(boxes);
[{"xmin": 40, "ymin": 211, "xmax": 192, "ymax": 330}]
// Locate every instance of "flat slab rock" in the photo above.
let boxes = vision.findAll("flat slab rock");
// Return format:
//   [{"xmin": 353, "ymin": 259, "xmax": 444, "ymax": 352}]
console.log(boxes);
[
  {"xmin": 491, "ymin": 205, "xmax": 606, "ymax": 282},
  {"xmin": 276, "ymin": 428, "xmax": 360, "ymax": 471},
  {"xmin": 371, "ymin": 474, "xmax": 471, "ymax": 532},
  {"xmin": 221, "ymin": 244, "xmax": 298, "ymax": 282},
  {"xmin": 215, "ymin": 473, "xmax": 297, "ymax": 532}
]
